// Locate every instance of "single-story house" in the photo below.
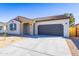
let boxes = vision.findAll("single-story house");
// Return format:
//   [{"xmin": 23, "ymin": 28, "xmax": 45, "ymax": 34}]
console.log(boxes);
[
  {"xmin": 0, "ymin": 22, "xmax": 5, "ymax": 34},
  {"xmin": 6, "ymin": 14, "xmax": 70, "ymax": 37}
]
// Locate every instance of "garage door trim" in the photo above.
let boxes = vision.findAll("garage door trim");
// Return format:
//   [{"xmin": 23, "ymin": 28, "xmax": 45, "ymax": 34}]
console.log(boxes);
[{"xmin": 38, "ymin": 24, "xmax": 64, "ymax": 36}]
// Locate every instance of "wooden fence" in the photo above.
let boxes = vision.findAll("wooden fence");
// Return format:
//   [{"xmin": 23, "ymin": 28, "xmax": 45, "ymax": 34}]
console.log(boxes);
[{"xmin": 69, "ymin": 25, "xmax": 79, "ymax": 37}]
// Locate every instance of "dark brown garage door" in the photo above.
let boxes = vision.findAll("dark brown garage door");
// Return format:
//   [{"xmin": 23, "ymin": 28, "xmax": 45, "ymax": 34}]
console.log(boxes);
[{"xmin": 38, "ymin": 24, "xmax": 63, "ymax": 36}]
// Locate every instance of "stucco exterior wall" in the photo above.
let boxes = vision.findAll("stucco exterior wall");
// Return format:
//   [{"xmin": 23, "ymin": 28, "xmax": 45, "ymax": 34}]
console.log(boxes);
[
  {"xmin": 35, "ymin": 19, "xmax": 69, "ymax": 37},
  {"xmin": 20, "ymin": 23, "xmax": 23, "ymax": 35},
  {"xmin": 30, "ymin": 23, "xmax": 34, "ymax": 35},
  {"xmin": 7, "ymin": 20, "xmax": 20, "ymax": 35},
  {"xmin": 0, "ymin": 23, "xmax": 5, "ymax": 33}
]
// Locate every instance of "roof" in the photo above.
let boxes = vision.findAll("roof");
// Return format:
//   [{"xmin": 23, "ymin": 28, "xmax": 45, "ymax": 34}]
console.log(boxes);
[
  {"xmin": 14, "ymin": 16, "xmax": 32, "ymax": 22},
  {"xmin": 33, "ymin": 14, "xmax": 70, "ymax": 22},
  {"xmin": 75, "ymin": 24, "xmax": 79, "ymax": 26},
  {"xmin": 0, "ymin": 22, "xmax": 5, "ymax": 24},
  {"xmin": 7, "ymin": 14, "xmax": 70, "ymax": 23}
]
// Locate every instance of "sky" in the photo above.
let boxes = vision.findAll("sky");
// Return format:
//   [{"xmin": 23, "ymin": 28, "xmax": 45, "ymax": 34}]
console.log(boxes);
[{"xmin": 0, "ymin": 3, "xmax": 79, "ymax": 24}]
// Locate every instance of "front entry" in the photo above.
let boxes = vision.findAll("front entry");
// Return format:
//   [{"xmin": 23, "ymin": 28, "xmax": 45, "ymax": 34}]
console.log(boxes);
[{"xmin": 23, "ymin": 23, "xmax": 30, "ymax": 35}]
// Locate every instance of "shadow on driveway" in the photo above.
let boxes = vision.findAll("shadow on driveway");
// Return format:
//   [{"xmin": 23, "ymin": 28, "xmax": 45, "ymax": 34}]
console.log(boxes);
[{"xmin": 0, "ymin": 33, "xmax": 65, "ymax": 38}]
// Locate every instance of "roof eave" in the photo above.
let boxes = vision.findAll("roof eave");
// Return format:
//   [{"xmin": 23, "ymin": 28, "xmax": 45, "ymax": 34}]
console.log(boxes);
[{"xmin": 34, "ymin": 17, "xmax": 70, "ymax": 22}]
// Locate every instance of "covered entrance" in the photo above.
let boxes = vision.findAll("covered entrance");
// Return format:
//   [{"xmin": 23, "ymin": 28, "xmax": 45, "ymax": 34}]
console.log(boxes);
[{"xmin": 23, "ymin": 23, "xmax": 30, "ymax": 35}]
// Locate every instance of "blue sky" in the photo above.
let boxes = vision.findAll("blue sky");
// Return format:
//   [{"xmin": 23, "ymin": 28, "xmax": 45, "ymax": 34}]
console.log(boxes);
[{"xmin": 0, "ymin": 3, "xmax": 79, "ymax": 24}]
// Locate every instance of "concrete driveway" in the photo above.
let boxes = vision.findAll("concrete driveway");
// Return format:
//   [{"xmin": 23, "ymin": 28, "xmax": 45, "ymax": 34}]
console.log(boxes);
[
  {"xmin": 0, "ymin": 36, "xmax": 71, "ymax": 56},
  {"xmin": 13, "ymin": 37, "xmax": 71, "ymax": 56},
  {"xmin": 0, "ymin": 45, "xmax": 48, "ymax": 56}
]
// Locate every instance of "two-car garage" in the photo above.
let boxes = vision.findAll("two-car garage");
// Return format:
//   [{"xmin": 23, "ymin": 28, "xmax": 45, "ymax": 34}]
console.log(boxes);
[{"xmin": 34, "ymin": 18, "xmax": 69, "ymax": 37}]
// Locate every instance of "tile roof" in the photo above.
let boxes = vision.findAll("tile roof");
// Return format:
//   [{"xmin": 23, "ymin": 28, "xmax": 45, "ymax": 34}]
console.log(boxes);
[
  {"xmin": 33, "ymin": 14, "xmax": 70, "ymax": 21},
  {"xmin": 75, "ymin": 24, "xmax": 79, "ymax": 26},
  {"xmin": 14, "ymin": 16, "xmax": 32, "ymax": 22},
  {"xmin": 0, "ymin": 22, "xmax": 5, "ymax": 24},
  {"xmin": 8, "ymin": 14, "xmax": 70, "ymax": 23}
]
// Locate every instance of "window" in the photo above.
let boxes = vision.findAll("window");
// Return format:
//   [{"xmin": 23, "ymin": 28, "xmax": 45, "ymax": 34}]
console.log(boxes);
[
  {"xmin": 10, "ymin": 23, "xmax": 16, "ymax": 31},
  {"xmin": 0, "ymin": 26, "xmax": 3, "ymax": 30}
]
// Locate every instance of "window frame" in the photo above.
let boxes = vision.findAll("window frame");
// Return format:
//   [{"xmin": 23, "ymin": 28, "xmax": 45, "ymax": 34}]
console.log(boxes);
[{"xmin": 9, "ymin": 23, "xmax": 16, "ymax": 31}]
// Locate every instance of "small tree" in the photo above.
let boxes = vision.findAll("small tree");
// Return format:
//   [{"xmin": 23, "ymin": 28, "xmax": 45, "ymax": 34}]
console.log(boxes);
[{"xmin": 64, "ymin": 13, "xmax": 75, "ymax": 27}]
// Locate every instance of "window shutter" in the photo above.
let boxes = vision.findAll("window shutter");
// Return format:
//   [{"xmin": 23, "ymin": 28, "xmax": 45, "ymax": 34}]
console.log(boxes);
[
  {"xmin": 10, "ymin": 24, "xmax": 13, "ymax": 30},
  {"xmin": 14, "ymin": 24, "xmax": 16, "ymax": 30}
]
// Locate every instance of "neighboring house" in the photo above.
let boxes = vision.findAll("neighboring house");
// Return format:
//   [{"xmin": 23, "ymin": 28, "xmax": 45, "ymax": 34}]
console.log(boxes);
[
  {"xmin": 6, "ymin": 14, "xmax": 70, "ymax": 37},
  {"xmin": 0, "ymin": 22, "xmax": 5, "ymax": 34}
]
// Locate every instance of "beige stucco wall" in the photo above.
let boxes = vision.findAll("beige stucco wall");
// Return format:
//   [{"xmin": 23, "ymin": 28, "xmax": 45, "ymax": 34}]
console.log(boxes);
[{"xmin": 35, "ymin": 19, "xmax": 69, "ymax": 37}]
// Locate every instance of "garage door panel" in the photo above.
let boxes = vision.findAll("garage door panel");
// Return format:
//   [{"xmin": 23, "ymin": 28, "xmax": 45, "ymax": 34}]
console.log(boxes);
[{"xmin": 38, "ymin": 24, "xmax": 63, "ymax": 36}]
